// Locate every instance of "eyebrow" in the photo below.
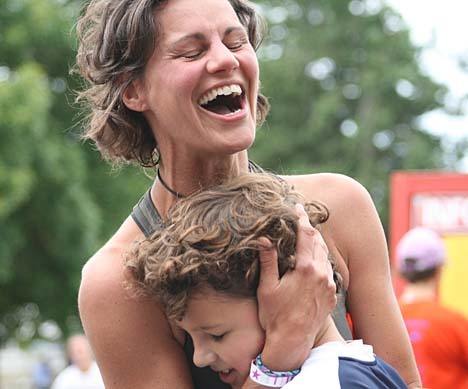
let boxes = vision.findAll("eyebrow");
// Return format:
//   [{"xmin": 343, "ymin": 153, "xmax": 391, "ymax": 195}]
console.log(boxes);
[
  {"xmin": 198, "ymin": 323, "xmax": 223, "ymax": 331},
  {"xmin": 168, "ymin": 26, "xmax": 246, "ymax": 49},
  {"xmin": 224, "ymin": 26, "xmax": 246, "ymax": 36}
]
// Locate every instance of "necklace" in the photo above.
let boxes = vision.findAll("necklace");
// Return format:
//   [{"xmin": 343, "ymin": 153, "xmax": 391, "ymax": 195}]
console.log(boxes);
[
  {"xmin": 157, "ymin": 161, "xmax": 257, "ymax": 199},
  {"xmin": 157, "ymin": 169, "xmax": 186, "ymax": 199}
]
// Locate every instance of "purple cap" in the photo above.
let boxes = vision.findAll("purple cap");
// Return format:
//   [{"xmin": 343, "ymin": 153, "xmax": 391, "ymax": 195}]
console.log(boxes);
[{"xmin": 396, "ymin": 227, "xmax": 446, "ymax": 273}]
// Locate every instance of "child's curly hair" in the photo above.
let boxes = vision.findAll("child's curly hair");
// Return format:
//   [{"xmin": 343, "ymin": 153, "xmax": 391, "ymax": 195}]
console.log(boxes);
[{"xmin": 126, "ymin": 173, "xmax": 341, "ymax": 321}]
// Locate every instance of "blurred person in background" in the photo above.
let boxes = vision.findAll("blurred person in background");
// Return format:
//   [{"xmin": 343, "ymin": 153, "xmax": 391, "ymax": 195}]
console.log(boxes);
[
  {"xmin": 32, "ymin": 358, "xmax": 53, "ymax": 389},
  {"xmin": 397, "ymin": 227, "xmax": 468, "ymax": 388},
  {"xmin": 51, "ymin": 334, "xmax": 104, "ymax": 389}
]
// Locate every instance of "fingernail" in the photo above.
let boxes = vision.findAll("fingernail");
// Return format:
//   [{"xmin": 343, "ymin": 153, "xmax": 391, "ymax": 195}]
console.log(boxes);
[
  {"xmin": 259, "ymin": 242, "xmax": 274, "ymax": 250},
  {"xmin": 258, "ymin": 237, "xmax": 274, "ymax": 250}
]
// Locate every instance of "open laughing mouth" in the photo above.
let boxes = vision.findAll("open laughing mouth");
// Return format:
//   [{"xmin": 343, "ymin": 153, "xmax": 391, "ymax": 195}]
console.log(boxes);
[
  {"xmin": 198, "ymin": 84, "xmax": 245, "ymax": 116},
  {"xmin": 217, "ymin": 368, "xmax": 235, "ymax": 384}
]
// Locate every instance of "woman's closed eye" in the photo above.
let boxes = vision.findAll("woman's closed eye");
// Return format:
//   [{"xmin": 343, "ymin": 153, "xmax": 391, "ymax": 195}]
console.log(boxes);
[
  {"xmin": 226, "ymin": 38, "xmax": 248, "ymax": 51},
  {"xmin": 181, "ymin": 40, "xmax": 247, "ymax": 60},
  {"xmin": 182, "ymin": 51, "xmax": 203, "ymax": 60},
  {"xmin": 171, "ymin": 43, "xmax": 207, "ymax": 60}
]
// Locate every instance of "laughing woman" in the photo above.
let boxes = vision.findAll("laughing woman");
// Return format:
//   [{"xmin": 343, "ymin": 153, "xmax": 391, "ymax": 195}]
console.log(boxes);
[{"xmin": 75, "ymin": 0, "xmax": 420, "ymax": 388}]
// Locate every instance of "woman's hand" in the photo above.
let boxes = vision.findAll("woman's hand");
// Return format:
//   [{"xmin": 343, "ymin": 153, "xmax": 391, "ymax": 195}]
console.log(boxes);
[{"xmin": 256, "ymin": 204, "xmax": 337, "ymax": 371}]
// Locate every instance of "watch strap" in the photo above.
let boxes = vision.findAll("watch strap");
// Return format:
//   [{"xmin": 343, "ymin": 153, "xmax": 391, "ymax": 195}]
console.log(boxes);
[
  {"xmin": 249, "ymin": 354, "xmax": 300, "ymax": 387},
  {"xmin": 249, "ymin": 361, "xmax": 295, "ymax": 387}
]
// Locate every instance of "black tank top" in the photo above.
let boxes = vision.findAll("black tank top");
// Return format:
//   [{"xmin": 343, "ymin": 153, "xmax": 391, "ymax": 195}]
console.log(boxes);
[{"xmin": 131, "ymin": 162, "xmax": 352, "ymax": 389}]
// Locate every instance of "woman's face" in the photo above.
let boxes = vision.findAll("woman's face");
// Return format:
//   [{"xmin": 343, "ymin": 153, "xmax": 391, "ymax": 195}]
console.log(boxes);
[
  {"xmin": 131, "ymin": 0, "xmax": 260, "ymax": 159},
  {"xmin": 178, "ymin": 288, "xmax": 265, "ymax": 388}
]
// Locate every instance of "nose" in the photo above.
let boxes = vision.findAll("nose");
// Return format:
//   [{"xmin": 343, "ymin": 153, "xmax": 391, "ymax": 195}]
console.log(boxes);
[
  {"xmin": 192, "ymin": 341, "xmax": 217, "ymax": 368},
  {"xmin": 206, "ymin": 41, "xmax": 239, "ymax": 74}
]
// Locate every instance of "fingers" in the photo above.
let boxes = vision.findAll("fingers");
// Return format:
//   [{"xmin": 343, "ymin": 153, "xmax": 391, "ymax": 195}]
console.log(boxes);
[
  {"xmin": 295, "ymin": 204, "xmax": 314, "ymax": 259},
  {"xmin": 295, "ymin": 204, "xmax": 335, "ymax": 291},
  {"xmin": 295, "ymin": 204, "xmax": 327, "ymax": 264},
  {"xmin": 257, "ymin": 237, "xmax": 280, "ymax": 291}
]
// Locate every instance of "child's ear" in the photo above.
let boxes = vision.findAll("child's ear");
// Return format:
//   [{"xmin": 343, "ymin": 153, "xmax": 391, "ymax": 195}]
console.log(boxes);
[{"xmin": 122, "ymin": 79, "xmax": 148, "ymax": 112}]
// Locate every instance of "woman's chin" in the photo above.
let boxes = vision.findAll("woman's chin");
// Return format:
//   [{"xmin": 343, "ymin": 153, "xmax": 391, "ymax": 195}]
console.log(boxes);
[{"xmin": 224, "ymin": 131, "xmax": 256, "ymax": 155}]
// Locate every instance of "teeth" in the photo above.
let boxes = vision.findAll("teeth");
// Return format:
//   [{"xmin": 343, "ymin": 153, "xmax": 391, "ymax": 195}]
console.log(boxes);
[
  {"xmin": 198, "ymin": 84, "xmax": 242, "ymax": 106},
  {"xmin": 225, "ymin": 108, "xmax": 241, "ymax": 116}
]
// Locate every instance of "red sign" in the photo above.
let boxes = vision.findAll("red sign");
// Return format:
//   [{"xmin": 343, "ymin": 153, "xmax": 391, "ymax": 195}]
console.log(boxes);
[
  {"xmin": 411, "ymin": 193, "xmax": 468, "ymax": 233},
  {"xmin": 389, "ymin": 172, "xmax": 468, "ymax": 296}
]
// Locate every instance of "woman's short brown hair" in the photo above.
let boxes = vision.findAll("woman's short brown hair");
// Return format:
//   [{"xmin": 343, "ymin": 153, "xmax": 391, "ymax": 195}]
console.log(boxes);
[
  {"xmin": 126, "ymin": 173, "xmax": 341, "ymax": 321},
  {"xmin": 75, "ymin": 0, "xmax": 270, "ymax": 167}
]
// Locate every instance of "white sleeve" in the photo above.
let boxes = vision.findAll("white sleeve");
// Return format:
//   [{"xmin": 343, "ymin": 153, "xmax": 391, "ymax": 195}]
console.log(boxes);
[{"xmin": 282, "ymin": 354, "xmax": 340, "ymax": 389}]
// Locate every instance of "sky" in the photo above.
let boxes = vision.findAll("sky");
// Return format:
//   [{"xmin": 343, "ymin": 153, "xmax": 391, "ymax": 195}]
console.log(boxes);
[{"xmin": 384, "ymin": 0, "xmax": 468, "ymax": 170}]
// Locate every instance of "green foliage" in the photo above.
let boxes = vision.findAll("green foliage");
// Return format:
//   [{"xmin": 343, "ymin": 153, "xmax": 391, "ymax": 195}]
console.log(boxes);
[
  {"xmin": 252, "ymin": 0, "xmax": 446, "ymax": 223},
  {"xmin": 0, "ymin": 0, "xmax": 149, "ymax": 343}
]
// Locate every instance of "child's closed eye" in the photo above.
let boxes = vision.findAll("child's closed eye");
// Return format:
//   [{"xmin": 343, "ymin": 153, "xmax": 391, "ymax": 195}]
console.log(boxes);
[{"xmin": 210, "ymin": 332, "xmax": 227, "ymax": 342}]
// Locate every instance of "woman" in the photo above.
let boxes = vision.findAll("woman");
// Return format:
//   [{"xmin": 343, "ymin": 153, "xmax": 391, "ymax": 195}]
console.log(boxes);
[{"xmin": 75, "ymin": 0, "xmax": 421, "ymax": 387}]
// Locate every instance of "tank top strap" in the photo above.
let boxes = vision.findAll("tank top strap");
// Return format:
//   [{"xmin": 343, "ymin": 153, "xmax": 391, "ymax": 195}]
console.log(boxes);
[
  {"xmin": 334, "ymin": 290, "xmax": 352, "ymax": 340},
  {"xmin": 131, "ymin": 189, "xmax": 164, "ymax": 238}
]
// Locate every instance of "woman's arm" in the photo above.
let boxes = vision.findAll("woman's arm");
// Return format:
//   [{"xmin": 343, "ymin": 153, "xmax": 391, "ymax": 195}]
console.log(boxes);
[
  {"xmin": 79, "ymin": 232, "xmax": 194, "ymax": 388},
  {"xmin": 241, "ymin": 205, "xmax": 337, "ymax": 389},
  {"xmin": 256, "ymin": 205, "xmax": 336, "ymax": 370},
  {"xmin": 299, "ymin": 173, "xmax": 421, "ymax": 387}
]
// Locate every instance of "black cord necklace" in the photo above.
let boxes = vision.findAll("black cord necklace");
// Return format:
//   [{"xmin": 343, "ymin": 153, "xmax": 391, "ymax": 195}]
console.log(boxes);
[
  {"xmin": 157, "ymin": 169, "xmax": 186, "ymax": 199},
  {"xmin": 157, "ymin": 161, "xmax": 257, "ymax": 199}
]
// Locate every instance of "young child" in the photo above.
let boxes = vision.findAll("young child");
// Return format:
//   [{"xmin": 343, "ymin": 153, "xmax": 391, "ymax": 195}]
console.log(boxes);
[{"xmin": 126, "ymin": 173, "xmax": 406, "ymax": 388}]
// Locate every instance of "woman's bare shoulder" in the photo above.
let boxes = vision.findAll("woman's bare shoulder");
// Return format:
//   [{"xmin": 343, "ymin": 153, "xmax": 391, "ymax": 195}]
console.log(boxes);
[
  {"xmin": 284, "ymin": 173, "xmax": 373, "ymax": 218},
  {"xmin": 78, "ymin": 217, "xmax": 191, "ymax": 388},
  {"xmin": 79, "ymin": 216, "xmax": 142, "ymax": 308},
  {"xmin": 283, "ymin": 173, "xmax": 382, "ymax": 269},
  {"xmin": 285, "ymin": 172, "xmax": 367, "ymax": 199}
]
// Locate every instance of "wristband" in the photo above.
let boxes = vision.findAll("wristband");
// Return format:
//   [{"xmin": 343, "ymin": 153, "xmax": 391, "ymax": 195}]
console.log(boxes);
[{"xmin": 249, "ymin": 354, "xmax": 300, "ymax": 387}]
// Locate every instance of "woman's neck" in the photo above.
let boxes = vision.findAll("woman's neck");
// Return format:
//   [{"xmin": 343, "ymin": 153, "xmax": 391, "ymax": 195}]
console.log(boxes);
[{"xmin": 150, "ymin": 151, "xmax": 250, "ymax": 218}]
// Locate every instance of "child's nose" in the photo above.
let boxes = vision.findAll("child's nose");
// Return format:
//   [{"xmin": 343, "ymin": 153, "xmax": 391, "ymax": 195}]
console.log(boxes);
[{"xmin": 193, "ymin": 344, "xmax": 217, "ymax": 368}]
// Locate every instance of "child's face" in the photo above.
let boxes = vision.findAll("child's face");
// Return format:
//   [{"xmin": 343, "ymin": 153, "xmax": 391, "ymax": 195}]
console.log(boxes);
[{"xmin": 178, "ymin": 287, "xmax": 265, "ymax": 388}]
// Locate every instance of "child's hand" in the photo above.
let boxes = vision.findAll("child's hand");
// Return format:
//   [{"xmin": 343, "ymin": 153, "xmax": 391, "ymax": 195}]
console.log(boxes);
[{"xmin": 256, "ymin": 204, "xmax": 337, "ymax": 371}]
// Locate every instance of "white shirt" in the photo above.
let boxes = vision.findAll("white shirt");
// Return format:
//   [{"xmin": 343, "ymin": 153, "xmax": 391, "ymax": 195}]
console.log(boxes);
[
  {"xmin": 51, "ymin": 362, "xmax": 105, "ymax": 389},
  {"xmin": 283, "ymin": 340, "xmax": 405, "ymax": 388}
]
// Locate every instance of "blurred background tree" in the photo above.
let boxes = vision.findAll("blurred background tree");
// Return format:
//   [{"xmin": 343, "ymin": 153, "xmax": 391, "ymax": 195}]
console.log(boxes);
[
  {"xmin": 0, "ymin": 0, "xmax": 149, "ymax": 345},
  {"xmin": 0, "ymin": 0, "xmax": 462, "ymax": 343},
  {"xmin": 251, "ymin": 0, "xmax": 446, "ymax": 222}
]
